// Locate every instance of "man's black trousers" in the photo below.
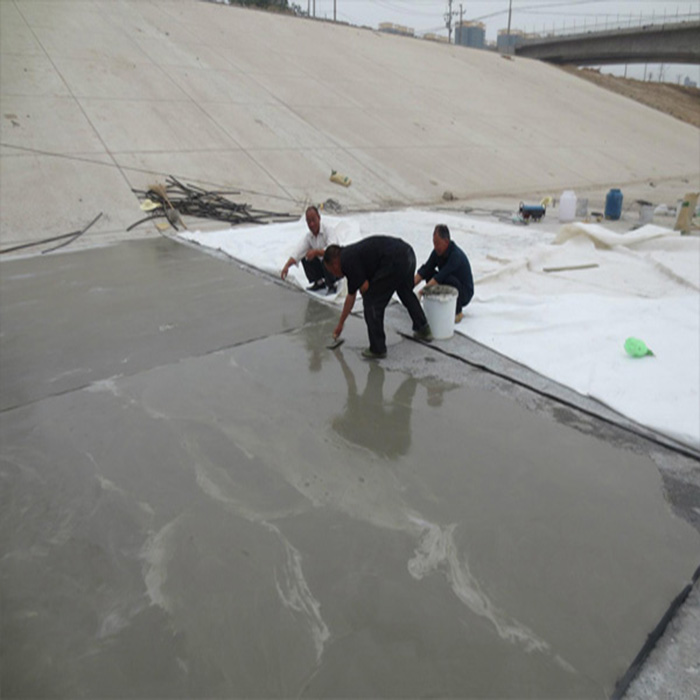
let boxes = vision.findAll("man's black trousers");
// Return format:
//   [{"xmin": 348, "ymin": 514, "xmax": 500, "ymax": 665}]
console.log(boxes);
[
  {"xmin": 362, "ymin": 247, "xmax": 428, "ymax": 354},
  {"xmin": 302, "ymin": 257, "xmax": 337, "ymax": 288}
]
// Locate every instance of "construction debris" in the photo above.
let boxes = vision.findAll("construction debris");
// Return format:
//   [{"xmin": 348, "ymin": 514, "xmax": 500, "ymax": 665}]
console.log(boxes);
[
  {"xmin": 543, "ymin": 263, "xmax": 600, "ymax": 273},
  {"xmin": 320, "ymin": 198, "xmax": 343, "ymax": 213},
  {"xmin": 329, "ymin": 170, "xmax": 351, "ymax": 187},
  {"xmin": 675, "ymin": 192, "xmax": 699, "ymax": 234},
  {"xmin": 129, "ymin": 177, "xmax": 297, "ymax": 231},
  {"xmin": 0, "ymin": 213, "xmax": 103, "ymax": 256}
]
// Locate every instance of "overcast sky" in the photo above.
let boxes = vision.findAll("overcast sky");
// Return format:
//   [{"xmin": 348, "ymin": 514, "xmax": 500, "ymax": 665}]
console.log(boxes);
[
  {"xmin": 307, "ymin": 0, "xmax": 696, "ymax": 38},
  {"xmin": 301, "ymin": 0, "xmax": 699, "ymax": 81}
]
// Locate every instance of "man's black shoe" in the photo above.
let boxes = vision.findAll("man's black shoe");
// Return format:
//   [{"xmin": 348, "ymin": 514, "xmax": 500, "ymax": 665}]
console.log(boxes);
[
  {"xmin": 413, "ymin": 324, "xmax": 433, "ymax": 342},
  {"xmin": 307, "ymin": 280, "xmax": 326, "ymax": 292},
  {"xmin": 326, "ymin": 284, "xmax": 338, "ymax": 295},
  {"xmin": 361, "ymin": 348, "xmax": 387, "ymax": 360}
]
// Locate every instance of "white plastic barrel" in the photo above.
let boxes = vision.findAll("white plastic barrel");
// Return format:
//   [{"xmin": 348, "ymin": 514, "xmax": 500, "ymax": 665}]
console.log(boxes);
[
  {"xmin": 558, "ymin": 190, "xmax": 577, "ymax": 222},
  {"xmin": 639, "ymin": 204, "xmax": 654, "ymax": 224},
  {"xmin": 422, "ymin": 285, "xmax": 458, "ymax": 339}
]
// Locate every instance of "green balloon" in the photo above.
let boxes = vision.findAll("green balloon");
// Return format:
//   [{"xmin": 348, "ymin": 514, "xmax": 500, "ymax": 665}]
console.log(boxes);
[{"xmin": 624, "ymin": 337, "xmax": 654, "ymax": 357}]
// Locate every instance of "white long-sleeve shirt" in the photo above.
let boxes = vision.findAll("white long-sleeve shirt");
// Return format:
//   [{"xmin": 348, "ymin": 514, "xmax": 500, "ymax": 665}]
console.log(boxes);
[{"xmin": 291, "ymin": 221, "xmax": 335, "ymax": 261}]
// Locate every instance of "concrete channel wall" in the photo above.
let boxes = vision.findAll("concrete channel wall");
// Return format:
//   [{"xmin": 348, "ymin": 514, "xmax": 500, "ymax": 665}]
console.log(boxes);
[{"xmin": 1, "ymin": 0, "xmax": 699, "ymax": 247}]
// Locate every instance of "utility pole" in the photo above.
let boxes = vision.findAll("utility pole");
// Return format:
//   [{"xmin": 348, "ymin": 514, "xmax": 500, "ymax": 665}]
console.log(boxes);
[
  {"xmin": 334, "ymin": 0, "xmax": 336, "ymax": 22},
  {"xmin": 313, "ymin": 0, "xmax": 316, "ymax": 18},
  {"xmin": 507, "ymin": 0, "xmax": 513, "ymax": 35},
  {"xmin": 445, "ymin": 0, "xmax": 453, "ymax": 43},
  {"xmin": 458, "ymin": 3, "xmax": 463, "ymax": 45}
]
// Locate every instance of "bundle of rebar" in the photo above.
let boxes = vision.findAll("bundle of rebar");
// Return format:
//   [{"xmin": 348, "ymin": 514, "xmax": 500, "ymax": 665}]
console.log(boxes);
[{"xmin": 129, "ymin": 176, "xmax": 297, "ymax": 231}]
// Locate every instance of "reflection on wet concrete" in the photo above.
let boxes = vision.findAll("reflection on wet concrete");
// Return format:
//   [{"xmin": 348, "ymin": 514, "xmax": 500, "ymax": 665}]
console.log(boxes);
[
  {"xmin": 298, "ymin": 298, "xmax": 338, "ymax": 373},
  {"xmin": 2, "ymin": 329, "xmax": 698, "ymax": 698},
  {"xmin": 0, "ymin": 240, "xmax": 312, "ymax": 411},
  {"xmin": 333, "ymin": 354, "xmax": 416, "ymax": 459},
  {"xmin": 2, "ymin": 243, "xmax": 699, "ymax": 698}
]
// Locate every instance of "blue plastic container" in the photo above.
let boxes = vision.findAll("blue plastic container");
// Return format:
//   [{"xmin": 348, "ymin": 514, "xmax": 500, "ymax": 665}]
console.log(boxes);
[{"xmin": 605, "ymin": 188, "xmax": 623, "ymax": 220}]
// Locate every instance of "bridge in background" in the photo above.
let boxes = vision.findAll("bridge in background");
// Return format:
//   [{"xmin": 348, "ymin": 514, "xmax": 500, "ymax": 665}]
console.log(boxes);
[{"xmin": 514, "ymin": 20, "xmax": 700, "ymax": 65}]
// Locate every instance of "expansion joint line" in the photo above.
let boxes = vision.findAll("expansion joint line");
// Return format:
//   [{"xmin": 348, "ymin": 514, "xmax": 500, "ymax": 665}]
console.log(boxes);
[{"xmin": 399, "ymin": 332, "xmax": 700, "ymax": 464}]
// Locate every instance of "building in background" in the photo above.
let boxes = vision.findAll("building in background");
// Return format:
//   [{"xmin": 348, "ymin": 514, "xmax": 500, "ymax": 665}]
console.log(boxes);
[
  {"xmin": 423, "ymin": 32, "xmax": 449, "ymax": 44},
  {"xmin": 455, "ymin": 21, "xmax": 485, "ymax": 49},
  {"xmin": 497, "ymin": 29, "xmax": 526, "ymax": 53},
  {"xmin": 378, "ymin": 22, "xmax": 414, "ymax": 37}
]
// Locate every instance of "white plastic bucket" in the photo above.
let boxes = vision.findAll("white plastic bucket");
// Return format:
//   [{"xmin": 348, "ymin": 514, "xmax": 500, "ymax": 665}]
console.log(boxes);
[
  {"xmin": 559, "ymin": 190, "xmax": 577, "ymax": 222},
  {"xmin": 422, "ymin": 285, "xmax": 458, "ymax": 339}
]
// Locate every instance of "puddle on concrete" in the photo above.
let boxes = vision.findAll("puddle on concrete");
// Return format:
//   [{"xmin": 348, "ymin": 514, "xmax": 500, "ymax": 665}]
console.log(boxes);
[{"xmin": 2, "ymin": 328, "xmax": 698, "ymax": 698}]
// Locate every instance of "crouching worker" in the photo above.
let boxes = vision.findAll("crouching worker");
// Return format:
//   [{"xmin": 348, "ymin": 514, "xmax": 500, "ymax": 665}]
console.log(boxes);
[
  {"xmin": 323, "ymin": 236, "xmax": 433, "ymax": 359},
  {"xmin": 414, "ymin": 224, "xmax": 474, "ymax": 323},
  {"xmin": 281, "ymin": 206, "xmax": 339, "ymax": 294}
]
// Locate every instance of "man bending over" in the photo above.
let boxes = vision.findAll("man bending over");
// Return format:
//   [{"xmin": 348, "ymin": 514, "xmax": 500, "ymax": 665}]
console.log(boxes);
[{"xmin": 323, "ymin": 236, "xmax": 432, "ymax": 359}]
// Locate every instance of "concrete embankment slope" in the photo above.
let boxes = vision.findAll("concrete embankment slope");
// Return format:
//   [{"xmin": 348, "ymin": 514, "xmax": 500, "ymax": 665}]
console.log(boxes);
[{"xmin": 1, "ymin": 0, "xmax": 698, "ymax": 246}]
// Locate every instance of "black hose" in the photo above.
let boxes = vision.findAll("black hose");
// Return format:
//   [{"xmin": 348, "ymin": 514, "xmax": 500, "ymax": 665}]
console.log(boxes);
[{"xmin": 399, "ymin": 332, "xmax": 700, "ymax": 463}]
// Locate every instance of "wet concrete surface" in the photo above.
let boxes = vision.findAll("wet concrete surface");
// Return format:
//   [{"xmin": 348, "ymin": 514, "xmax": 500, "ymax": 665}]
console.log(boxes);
[
  {"xmin": 0, "ymin": 239, "xmax": 307, "ymax": 411},
  {"xmin": 1, "ymin": 239, "xmax": 699, "ymax": 698}
]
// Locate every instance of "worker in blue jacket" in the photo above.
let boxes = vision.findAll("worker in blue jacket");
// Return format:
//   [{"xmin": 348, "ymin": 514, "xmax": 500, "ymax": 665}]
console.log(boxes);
[{"xmin": 414, "ymin": 224, "xmax": 474, "ymax": 323}]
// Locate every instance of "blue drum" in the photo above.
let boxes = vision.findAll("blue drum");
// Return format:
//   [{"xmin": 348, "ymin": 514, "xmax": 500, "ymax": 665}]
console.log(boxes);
[{"xmin": 605, "ymin": 188, "xmax": 623, "ymax": 220}]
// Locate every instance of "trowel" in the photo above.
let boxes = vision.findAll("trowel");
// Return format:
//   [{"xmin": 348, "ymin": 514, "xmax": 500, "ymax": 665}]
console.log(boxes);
[{"xmin": 326, "ymin": 337, "xmax": 345, "ymax": 350}]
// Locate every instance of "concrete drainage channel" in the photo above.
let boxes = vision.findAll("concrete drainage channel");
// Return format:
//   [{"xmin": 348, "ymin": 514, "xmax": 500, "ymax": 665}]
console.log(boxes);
[
  {"xmin": 400, "ymin": 332, "xmax": 700, "ymax": 700},
  {"xmin": 387, "ymin": 316, "xmax": 700, "ymax": 699},
  {"xmin": 1, "ymin": 241, "xmax": 698, "ymax": 698}
]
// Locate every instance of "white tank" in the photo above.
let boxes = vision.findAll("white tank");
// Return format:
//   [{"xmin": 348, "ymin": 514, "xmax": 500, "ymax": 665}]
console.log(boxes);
[{"xmin": 558, "ymin": 190, "xmax": 577, "ymax": 222}]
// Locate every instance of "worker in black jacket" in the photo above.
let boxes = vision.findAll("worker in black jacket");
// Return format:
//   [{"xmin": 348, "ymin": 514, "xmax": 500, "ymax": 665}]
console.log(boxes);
[
  {"xmin": 414, "ymin": 224, "xmax": 474, "ymax": 323},
  {"xmin": 323, "ymin": 236, "xmax": 433, "ymax": 359}
]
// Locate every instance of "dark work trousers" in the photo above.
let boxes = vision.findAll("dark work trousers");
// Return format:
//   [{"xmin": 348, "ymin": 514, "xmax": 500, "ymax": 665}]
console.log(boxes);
[
  {"xmin": 302, "ymin": 257, "xmax": 337, "ymax": 287},
  {"xmin": 362, "ymin": 247, "xmax": 428, "ymax": 354},
  {"xmin": 442, "ymin": 273, "xmax": 474, "ymax": 314}
]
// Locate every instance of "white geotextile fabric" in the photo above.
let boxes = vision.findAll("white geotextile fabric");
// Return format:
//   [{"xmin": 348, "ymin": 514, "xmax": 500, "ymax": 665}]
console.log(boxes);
[{"xmin": 181, "ymin": 212, "xmax": 700, "ymax": 449}]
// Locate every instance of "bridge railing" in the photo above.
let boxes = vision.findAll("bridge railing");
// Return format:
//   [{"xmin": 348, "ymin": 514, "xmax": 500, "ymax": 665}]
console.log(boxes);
[{"xmin": 522, "ymin": 11, "xmax": 700, "ymax": 41}]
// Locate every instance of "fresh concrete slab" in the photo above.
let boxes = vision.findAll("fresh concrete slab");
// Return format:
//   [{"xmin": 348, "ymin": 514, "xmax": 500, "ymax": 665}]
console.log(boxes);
[
  {"xmin": 0, "ymin": 239, "xmax": 309, "ymax": 411},
  {"xmin": 1, "ymin": 239, "xmax": 698, "ymax": 698}
]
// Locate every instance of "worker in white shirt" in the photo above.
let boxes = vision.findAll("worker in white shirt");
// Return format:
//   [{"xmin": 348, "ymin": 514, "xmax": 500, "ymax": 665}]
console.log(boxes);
[{"xmin": 281, "ymin": 206, "xmax": 339, "ymax": 294}]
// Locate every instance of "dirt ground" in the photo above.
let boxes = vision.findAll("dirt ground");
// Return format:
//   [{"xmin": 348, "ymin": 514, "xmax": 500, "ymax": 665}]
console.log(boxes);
[{"xmin": 560, "ymin": 66, "xmax": 700, "ymax": 129}]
